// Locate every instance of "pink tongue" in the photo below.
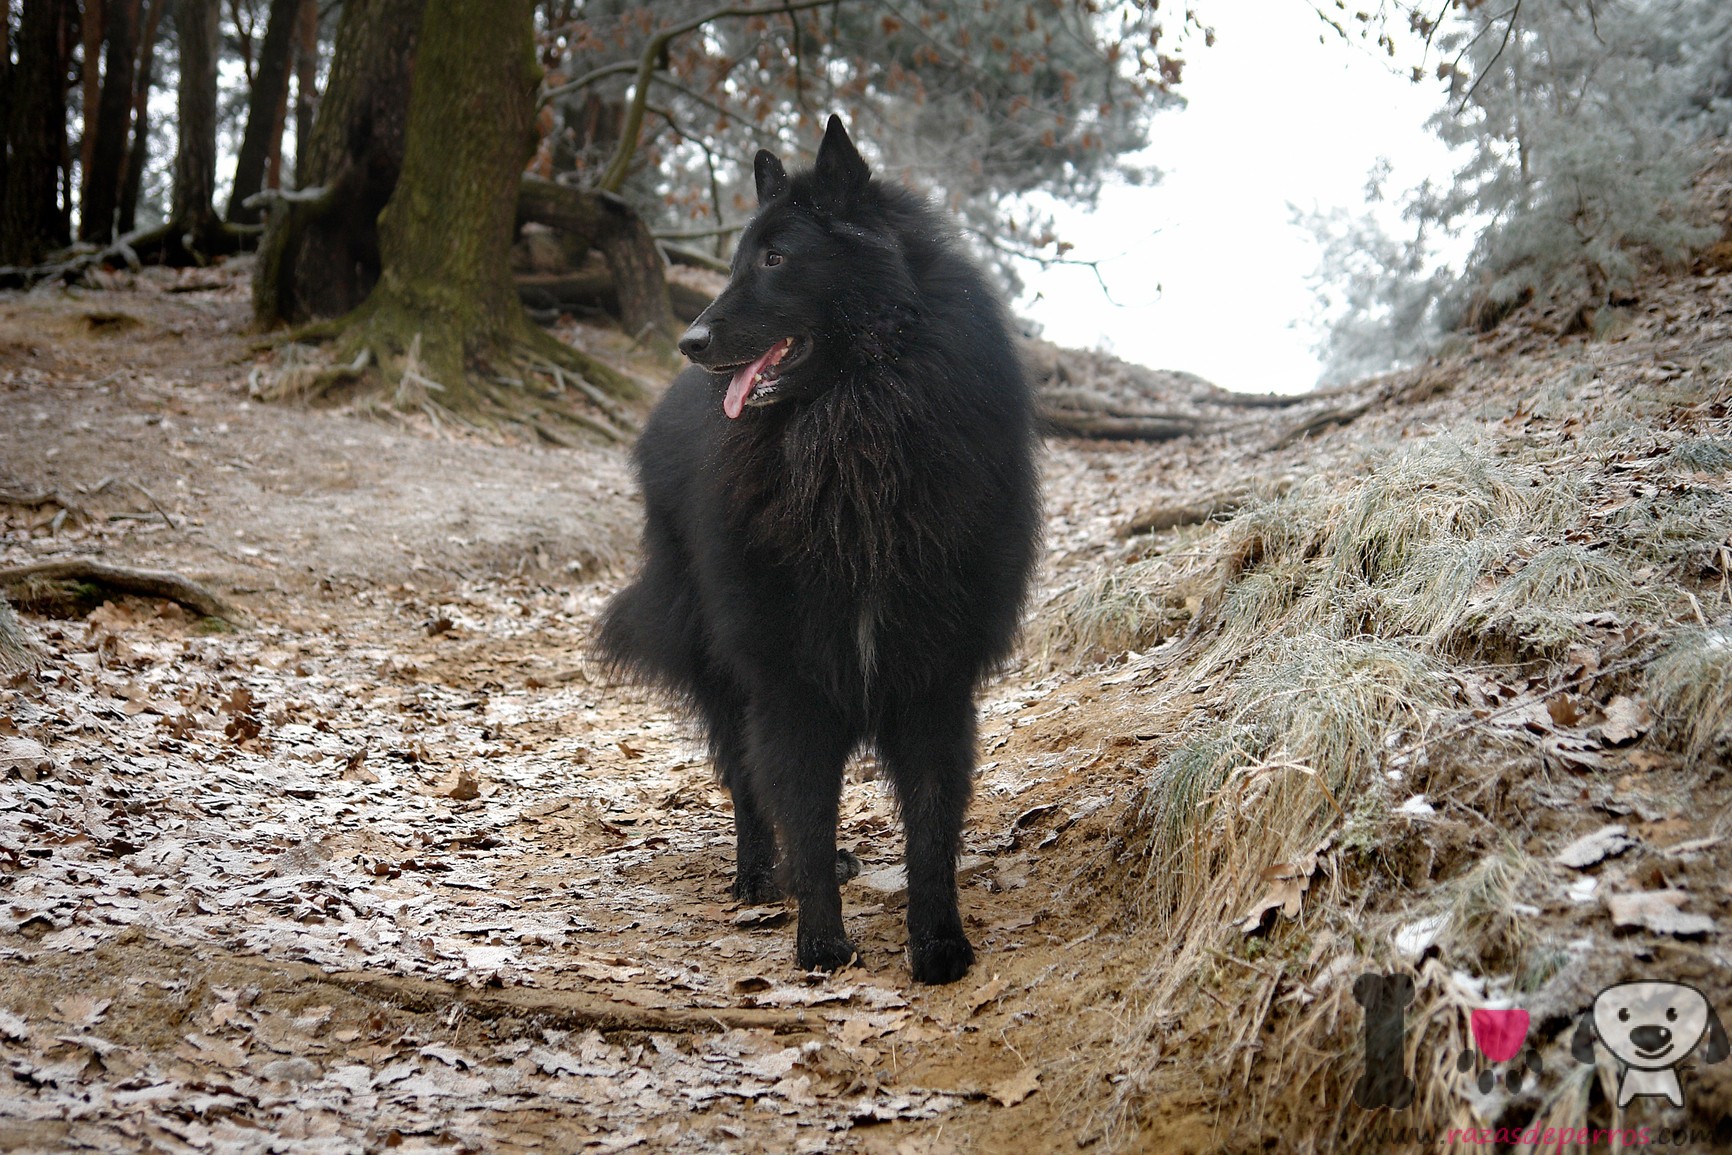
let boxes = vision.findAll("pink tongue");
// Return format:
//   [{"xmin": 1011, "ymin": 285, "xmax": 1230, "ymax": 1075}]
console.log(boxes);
[{"xmin": 723, "ymin": 342, "xmax": 786, "ymax": 420}]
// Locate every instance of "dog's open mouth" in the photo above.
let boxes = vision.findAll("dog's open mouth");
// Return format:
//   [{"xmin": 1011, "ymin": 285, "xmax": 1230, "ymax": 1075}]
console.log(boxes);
[{"xmin": 720, "ymin": 337, "xmax": 806, "ymax": 419}]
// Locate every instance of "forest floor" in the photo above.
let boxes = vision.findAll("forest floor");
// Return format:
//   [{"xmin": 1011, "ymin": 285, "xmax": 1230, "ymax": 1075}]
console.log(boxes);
[{"xmin": 0, "ymin": 256, "xmax": 1729, "ymax": 1155}]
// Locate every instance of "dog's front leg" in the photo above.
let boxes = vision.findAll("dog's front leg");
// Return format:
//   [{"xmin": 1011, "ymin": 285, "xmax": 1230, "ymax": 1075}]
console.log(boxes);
[{"xmin": 880, "ymin": 686, "xmax": 977, "ymax": 985}]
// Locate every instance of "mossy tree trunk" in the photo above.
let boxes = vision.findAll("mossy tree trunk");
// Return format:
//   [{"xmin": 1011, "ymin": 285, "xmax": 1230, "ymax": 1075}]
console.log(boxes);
[
  {"xmin": 253, "ymin": 0, "xmax": 643, "ymax": 437},
  {"xmin": 326, "ymin": 0, "xmax": 643, "ymax": 431},
  {"xmin": 252, "ymin": 0, "xmax": 422, "ymax": 326},
  {"xmin": 343, "ymin": 0, "xmax": 543, "ymax": 395}
]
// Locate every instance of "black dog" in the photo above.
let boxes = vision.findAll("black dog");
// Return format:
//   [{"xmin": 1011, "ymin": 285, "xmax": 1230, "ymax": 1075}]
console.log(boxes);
[{"xmin": 597, "ymin": 116, "xmax": 1039, "ymax": 984}]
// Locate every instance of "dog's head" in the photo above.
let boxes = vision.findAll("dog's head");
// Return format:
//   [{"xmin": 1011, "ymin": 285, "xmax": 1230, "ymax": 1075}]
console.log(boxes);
[
  {"xmin": 678, "ymin": 115, "xmax": 923, "ymax": 419},
  {"xmin": 1579, "ymin": 982, "xmax": 1728, "ymax": 1071}
]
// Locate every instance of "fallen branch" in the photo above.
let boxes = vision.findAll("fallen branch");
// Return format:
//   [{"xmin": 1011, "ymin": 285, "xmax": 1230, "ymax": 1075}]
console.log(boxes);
[
  {"xmin": 0, "ymin": 559, "xmax": 235, "ymax": 621},
  {"xmin": 1122, "ymin": 490, "xmax": 1251, "ymax": 537},
  {"xmin": 1042, "ymin": 409, "xmax": 1207, "ymax": 441},
  {"xmin": 1269, "ymin": 397, "xmax": 1375, "ymax": 449},
  {"xmin": 660, "ymin": 242, "xmax": 730, "ymax": 276}
]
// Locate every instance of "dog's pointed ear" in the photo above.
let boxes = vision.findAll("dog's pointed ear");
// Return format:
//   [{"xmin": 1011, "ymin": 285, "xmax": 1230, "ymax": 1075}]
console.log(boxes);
[
  {"xmin": 1571, "ymin": 1011, "xmax": 1599, "ymax": 1064},
  {"xmin": 755, "ymin": 149, "xmax": 789, "ymax": 207},
  {"xmin": 812, "ymin": 114, "xmax": 869, "ymax": 214},
  {"xmin": 1705, "ymin": 1003, "xmax": 1730, "ymax": 1064}
]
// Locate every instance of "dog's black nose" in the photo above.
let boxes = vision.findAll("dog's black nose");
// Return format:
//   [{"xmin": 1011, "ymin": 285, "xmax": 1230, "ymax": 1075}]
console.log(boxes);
[
  {"xmin": 1631, "ymin": 1024, "xmax": 1672, "ymax": 1052},
  {"xmin": 679, "ymin": 323, "xmax": 712, "ymax": 359}
]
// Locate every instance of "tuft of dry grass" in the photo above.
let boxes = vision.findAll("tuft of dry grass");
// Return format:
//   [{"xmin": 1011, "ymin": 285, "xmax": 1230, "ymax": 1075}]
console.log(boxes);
[
  {"xmin": 1646, "ymin": 623, "xmax": 1732, "ymax": 761},
  {"xmin": 1132, "ymin": 635, "xmax": 1448, "ymax": 930}
]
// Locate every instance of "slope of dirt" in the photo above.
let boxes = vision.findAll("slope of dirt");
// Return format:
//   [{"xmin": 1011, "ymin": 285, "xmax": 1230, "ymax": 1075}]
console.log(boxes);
[{"xmin": 2, "ymin": 253, "xmax": 1730, "ymax": 1154}]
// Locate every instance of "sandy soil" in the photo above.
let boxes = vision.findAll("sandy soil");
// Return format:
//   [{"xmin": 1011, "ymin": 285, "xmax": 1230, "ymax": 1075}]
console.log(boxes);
[{"xmin": 0, "ymin": 268, "xmax": 1187, "ymax": 1154}]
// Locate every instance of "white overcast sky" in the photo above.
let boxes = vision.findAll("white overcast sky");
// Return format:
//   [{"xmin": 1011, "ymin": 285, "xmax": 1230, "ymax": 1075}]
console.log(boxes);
[{"xmin": 1016, "ymin": 3, "xmax": 1458, "ymax": 394}]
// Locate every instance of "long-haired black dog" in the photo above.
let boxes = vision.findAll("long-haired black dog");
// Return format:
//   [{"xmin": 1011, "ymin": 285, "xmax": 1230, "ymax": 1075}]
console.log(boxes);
[{"xmin": 597, "ymin": 116, "xmax": 1039, "ymax": 984}]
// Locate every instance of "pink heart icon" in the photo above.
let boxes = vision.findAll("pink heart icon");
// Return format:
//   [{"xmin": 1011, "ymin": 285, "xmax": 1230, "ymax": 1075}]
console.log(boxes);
[{"xmin": 1471, "ymin": 1008, "xmax": 1530, "ymax": 1064}]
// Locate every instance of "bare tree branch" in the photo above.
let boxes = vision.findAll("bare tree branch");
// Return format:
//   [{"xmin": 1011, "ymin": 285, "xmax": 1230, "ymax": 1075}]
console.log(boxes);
[{"xmin": 595, "ymin": 0, "xmax": 844, "ymax": 194}]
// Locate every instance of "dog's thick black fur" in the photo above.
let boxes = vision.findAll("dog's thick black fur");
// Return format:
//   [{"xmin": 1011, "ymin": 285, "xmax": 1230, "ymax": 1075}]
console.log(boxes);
[{"xmin": 597, "ymin": 116, "xmax": 1039, "ymax": 985}]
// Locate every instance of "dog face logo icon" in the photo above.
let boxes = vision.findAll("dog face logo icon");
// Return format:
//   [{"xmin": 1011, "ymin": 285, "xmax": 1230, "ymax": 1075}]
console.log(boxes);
[{"xmin": 1572, "ymin": 982, "xmax": 1729, "ymax": 1107}]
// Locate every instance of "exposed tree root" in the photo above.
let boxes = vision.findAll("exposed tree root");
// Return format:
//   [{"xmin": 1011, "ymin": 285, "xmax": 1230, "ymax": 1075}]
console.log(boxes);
[
  {"xmin": 250, "ymin": 299, "xmax": 650, "ymax": 445},
  {"xmin": 220, "ymin": 953, "xmax": 813, "ymax": 1036},
  {"xmin": 0, "ymin": 559, "xmax": 236, "ymax": 622}
]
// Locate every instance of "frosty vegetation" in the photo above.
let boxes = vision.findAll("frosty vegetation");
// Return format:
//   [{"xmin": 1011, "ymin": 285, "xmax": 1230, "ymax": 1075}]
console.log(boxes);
[{"xmin": 1305, "ymin": 0, "xmax": 1732, "ymax": 385}]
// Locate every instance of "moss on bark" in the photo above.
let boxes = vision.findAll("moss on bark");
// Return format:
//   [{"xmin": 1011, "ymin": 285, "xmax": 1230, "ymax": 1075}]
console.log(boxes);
[{"xmin": 263, "ymin": 0, "xmax": 643, "ymax": 440}]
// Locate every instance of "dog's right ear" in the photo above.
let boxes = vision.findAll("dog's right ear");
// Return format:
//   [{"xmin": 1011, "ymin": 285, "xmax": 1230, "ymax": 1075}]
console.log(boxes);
[
  {"xmin": 812, "ymin": 114, "xmax": 869, "ymax": 215},
  {"xmin": 755, "ymin": 150, "xmax": 789, "ymax": 206},
  {"xmin": 1571, "ymin": 1011, "xmax": 1598, "ymax": 1064},
  {"xmin": 1704, "ymin": 1002, "xmax": 1729, "ymax": 1064}
]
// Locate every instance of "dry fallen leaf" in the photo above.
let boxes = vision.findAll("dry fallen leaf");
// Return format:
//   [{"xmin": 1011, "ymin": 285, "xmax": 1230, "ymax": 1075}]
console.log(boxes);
[
  {"xmin": 1605, "ymin": 889, "xmax": 1716, "ymax": 937},
  {"xmin": 1546, "ymin": 694, "xmax": 1583, "ymax": 728},
  {"xmin": 1238, "ymin": 845, "xmax": 1326, "ymax": 934},
  {"xmin": 1597, "ymin": 695, "xmax": 1650, "ymax": 746},
  {"xmin": 967, "ymin": 974, "xmax": 1009, "ymax": 1017},
  {"xmin": 987, "ymin": 1067, "xmax": 1041, "ymax": 1106},
  {"xmin": 1554, "ymin": 824, "xmax": 1637, "ymax": 869},
  {"xmin": 50, "ymin": 994, "xmax": 111, "ymax": 1028},
  {"xmin": 444, "ymin": 767, "xmax": 482, "ymax": 801}
]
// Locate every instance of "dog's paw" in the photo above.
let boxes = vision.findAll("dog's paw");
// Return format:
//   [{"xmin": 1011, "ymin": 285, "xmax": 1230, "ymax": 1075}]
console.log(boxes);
[
  {"xmin": 731, "ymin": 871, "xmax": 781, "ymax": 905},
  {"xmin": 835, "ymin": 848, "xmax": 862, "ymax": 884},
  {"xmin": 796, "ymin": 933, "xmax": 859, "ymax": 974},
  {"xmin": 910, "ymin": 932, "xmax": 974, "ymax": 985}
]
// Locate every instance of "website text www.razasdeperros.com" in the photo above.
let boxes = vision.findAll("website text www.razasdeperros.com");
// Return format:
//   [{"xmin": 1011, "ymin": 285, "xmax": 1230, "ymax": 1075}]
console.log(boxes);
[{"xmin": 1420, "ymin": 1129, "xmax": 1718, "ymax": 1149}]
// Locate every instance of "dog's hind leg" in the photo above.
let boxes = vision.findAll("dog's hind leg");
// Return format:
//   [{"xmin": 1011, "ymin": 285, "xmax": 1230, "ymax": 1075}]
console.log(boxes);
[
  {"xmin": 879, "ymin": 686, "xmax": 977, "ymax": 985},
  {"xmin": 745, "ymin": 695, "xmax": 857, "ymax": 972},
  {"xmin": 717, "ymin": 727, "xmax": 782, "ymax": 905},
  {"xmin": 694, "ymin": 676, "xmax": 780, "ymax": 904}
]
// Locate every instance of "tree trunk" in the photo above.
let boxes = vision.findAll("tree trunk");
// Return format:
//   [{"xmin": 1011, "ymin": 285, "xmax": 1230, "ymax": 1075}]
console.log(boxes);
[
  {"xmin": 346, "ymin": 0, "xmax": 544, "ymax": 393},
  {"xmin": 79, "ymin": 0, "xmax": 139, "ymax": 243},
  {"xmin": 0, "ymin": 0, "xmax": 74, "ymax": 264},
  {"xmin": 168, "ymin": 0, "xmax": 222, "ymax": 257},
  {"xmin": 291, "ymin": 0, "xmax": 316, "ymax": 186},
  {"xmin": 253, "ymin": 0, "xmax": 422, "ymax": 326},
  {"xmin": 117, "ymin": 0, "xmax": 164, "ymax": 235},
  {"xmin": 227, "ymin": 0, "xmax": 299, "ymax": 223},
  {"xmin": 78, "ymin": 0, "xmax": 105, "ymax": 205},
  {"xmin": 2, "ymin": 5, "xmax": 13, "ymax": 204},
  {"xmin": 516, "ymin": 176, "xmax": 676, "ymax": 343},
  {"xmin": 253, "ymin": 0, "xmax": 643, "ymax": 430}
]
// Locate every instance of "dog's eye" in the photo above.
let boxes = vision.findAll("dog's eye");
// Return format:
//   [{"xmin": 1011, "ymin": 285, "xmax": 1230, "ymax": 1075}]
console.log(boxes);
[
  {"xmin": 1618, "ymin": 1008, "xmax": 1631, "ymax": 1022},
  {"xmin": 1667, "ymin": 1007, "xmax": 1678, "ymax": 1021},
  {"xmin": 763, "ymin": 250, "xmax": 783, "ymax": 267}
]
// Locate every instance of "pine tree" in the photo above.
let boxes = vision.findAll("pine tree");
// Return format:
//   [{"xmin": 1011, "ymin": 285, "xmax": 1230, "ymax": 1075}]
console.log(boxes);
[{"xmin": 1307, "ymin": 0, "xmax": 1731, "ymax": 383}]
